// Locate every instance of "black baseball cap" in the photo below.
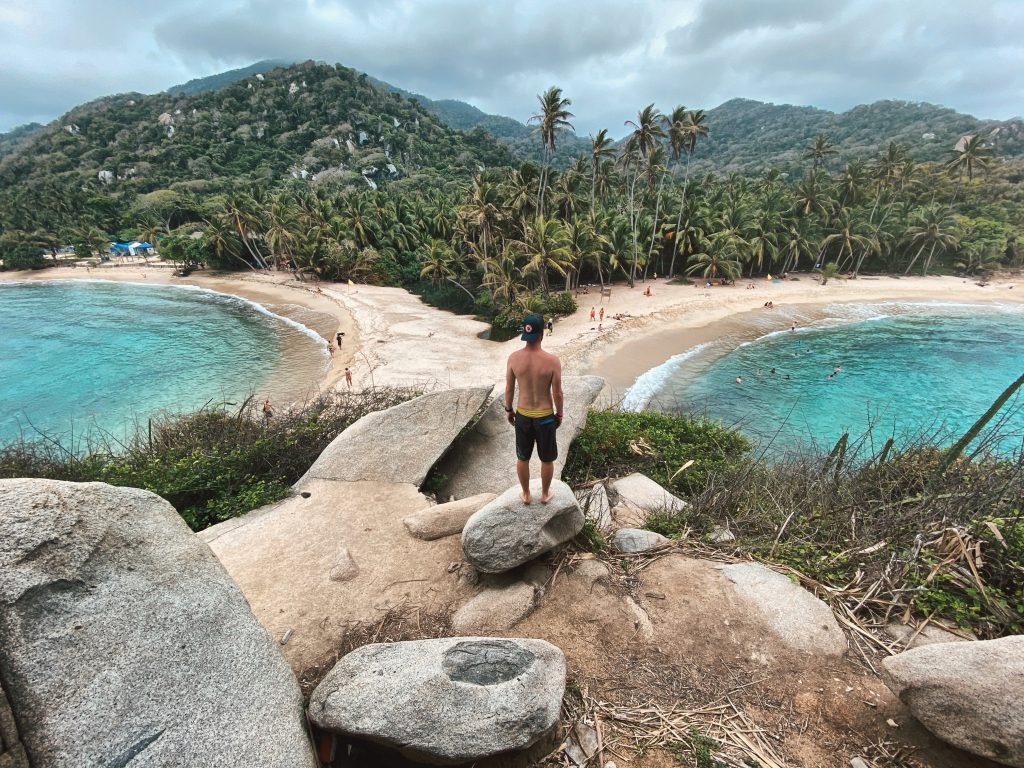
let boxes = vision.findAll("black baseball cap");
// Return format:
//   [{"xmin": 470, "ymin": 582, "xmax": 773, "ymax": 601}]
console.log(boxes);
[{"xmin": 521, "ymin": 313, "xmax": 544, "ymax": 341}]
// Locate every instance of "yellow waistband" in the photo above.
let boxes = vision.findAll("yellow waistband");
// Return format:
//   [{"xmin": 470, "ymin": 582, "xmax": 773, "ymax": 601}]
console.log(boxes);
[{"xmin": 517, "ymin": 406, "xmax": 554, "ymax": 418}]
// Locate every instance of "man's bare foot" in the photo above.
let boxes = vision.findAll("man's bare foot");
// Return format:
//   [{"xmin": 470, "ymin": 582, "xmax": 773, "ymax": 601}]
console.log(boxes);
[
  {"xmin": 520, "ymin": 490, "xmax": 533, "ymax": 505},
  {"xmin": 540, "ymin": 490, "xmax": 553, "ymax": 504}
]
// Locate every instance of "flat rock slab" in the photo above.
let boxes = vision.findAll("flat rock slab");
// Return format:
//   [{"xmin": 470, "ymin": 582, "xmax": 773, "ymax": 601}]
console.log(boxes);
[
  {"xmin": 309, "ymin": 637, "xmax": 565, "ymax": 764},
  {"xmin": 451, "ymin": 581, "xmax": 538, "ymax": 633},
  {"xmin": 610, "ymin": 473, "xmax": 688, "ymax": 517},
  {"xmin": 717, "ymin": 563, "xmax": 846, "ymax": 656},
  {"xmin": 0, "ymin": 479, "xmax": 315, "ymax": 768},
  {"xmin": 882, "ymin": 636, "xmax": 1024, "ymax": 767},
  {"xmin": 404, "ymin": 492, "xmax": 497, "ymax": 540},
  {"xmin": 298, "ymin": 386, "xmax": 491, "ymax": 487},
  {"xmin": 202, "ymin": 479, "xmax": 470, "ymax": 673},
  {"xmin": 611, "ymin": 527, "xmax": 671, "ymax": 553},
  {"xmin": 462, "ymin": 481, "xmax": 583, "ymax": 573},
  {"xmin": 439, "ymin": 376, "xmax": 604, "ymax": 498}
]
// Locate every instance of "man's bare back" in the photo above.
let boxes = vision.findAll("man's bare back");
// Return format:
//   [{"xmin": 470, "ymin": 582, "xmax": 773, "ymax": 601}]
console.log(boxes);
[
  {"xmin": 507, "ymin": 347, "xmax": 561, "ymax": 411},
  {"xmin": 505, "ymin": 314, "xmax": 564, "ymax": 504}
]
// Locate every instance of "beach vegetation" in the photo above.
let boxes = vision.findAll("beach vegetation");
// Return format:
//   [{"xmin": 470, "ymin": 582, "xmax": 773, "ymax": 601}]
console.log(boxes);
[{"xmin": 0, "ymin": 388, "xmax": 415, "ymax": 531}]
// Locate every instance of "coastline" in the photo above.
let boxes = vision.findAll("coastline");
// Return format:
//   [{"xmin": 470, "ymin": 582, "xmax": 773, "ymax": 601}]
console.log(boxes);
[
  {"xmin": 4, "ymin": 264, "xmax": 1022, "ymax": 409},
  {"xmin": 0, "ymin": 264, "xmax": 357, "ymax": 398}
]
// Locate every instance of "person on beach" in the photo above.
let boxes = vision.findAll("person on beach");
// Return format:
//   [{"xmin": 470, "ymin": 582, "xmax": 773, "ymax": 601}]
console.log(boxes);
[
  {"xmin": 589, "ymin": 307, "xmax": 596, "ymax": 321},
  {"xmin": 344, "ymin": 367, "xmax": 352, "ymax": 387},
  {"xmin": 599, "ymin": 307, "xmax": 605, "ymax": 322},
  {"xmin": 262, "ymin": 399, "xmax": 274, "ymax": 419},
  {"xmin": 504, "ymin": 313, "xmax": 563, "ymax": 505},
  {"xmin": 547, "ymin": 319, "xmax": 553, "ymax": 335},
  {"xmin": 791, "ymin": 322, "xmax": 797, "ymax": 331},
  {"xmin": 336, "ymin": 331, "xmax": 344, "ymax": 347},
  {"xmin": 328, "ymin": 341, "xmax": 336, "ymax": 357}
]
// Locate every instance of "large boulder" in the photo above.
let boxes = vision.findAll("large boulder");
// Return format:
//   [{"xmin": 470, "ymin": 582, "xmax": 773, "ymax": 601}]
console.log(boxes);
[
  {"xmin": 309, "ymin": 637, "xmax": 565, "ymax": 764},
  {"xmin": 717, "ymin": 562, "xmax": 847, "ymax": 656},
  {"xmin": 403, "ymin": 492, "xmax": 497, "ymax": 540},
  {"xmin": 462, "ymin": 481, "xmax": 583, "ymax": 573},
  {"xmin": 451, "ymin": 581, "xmax": 539, "ymax": 633},
  {"xmin": 298, "ymin": 386, "xmax": 491, "ymax": 487},
  {"xmin": 0, "ymin": 479, "xmax": 316, "ymax": 768},
  {"xmin": 610, "ymin": 473, "xmax": 688, "ymax": 519},
  {"xmin": 439, "ymin": 376, "xmax": 604, "ymax": 498},
  {"xmin": 881, "ymin": 636, "xmax": 1024, "ymax": 767}
]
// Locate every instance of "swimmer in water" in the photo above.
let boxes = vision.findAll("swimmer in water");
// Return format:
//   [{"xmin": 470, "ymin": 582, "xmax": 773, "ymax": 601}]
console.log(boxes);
[{"xmin": 735, "ymin": 376, "xmax": 743, "ymax": 384}]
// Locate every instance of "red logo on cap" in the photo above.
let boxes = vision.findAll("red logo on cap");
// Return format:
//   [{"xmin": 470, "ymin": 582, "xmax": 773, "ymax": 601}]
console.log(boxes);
[{"xmin": 525, "ymin": 324, "xmax": 534, "ymax": 332}]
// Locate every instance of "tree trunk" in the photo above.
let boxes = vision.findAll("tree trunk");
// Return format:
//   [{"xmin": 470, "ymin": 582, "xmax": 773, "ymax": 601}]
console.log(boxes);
[
  {"xmin": 668, "ymin": 152, "xmax": 693, "ymax": 279},
  {"xmin": 643, "ymin": 173, "xmax": 666, "ymax": 281},
  {"xmin": 922, "ymin": 241, "xmax": 938, "ymax": 276},
  {"xmin": 904, "ymin": 242, "xmax": 928, "ymax": 275}
]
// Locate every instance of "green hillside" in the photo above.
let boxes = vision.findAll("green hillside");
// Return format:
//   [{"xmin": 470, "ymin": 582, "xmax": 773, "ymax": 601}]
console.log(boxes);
[
  {"xmin": 0, "ymin": 60, "xmax": 511, "ymax": 211},
  {"xmin": 693, "ymin": 98, "xmax": 1024, "ymax": 174},
  {"xmin": 166, "ymin": 59, "xmax": 291, "ymax": 96}
]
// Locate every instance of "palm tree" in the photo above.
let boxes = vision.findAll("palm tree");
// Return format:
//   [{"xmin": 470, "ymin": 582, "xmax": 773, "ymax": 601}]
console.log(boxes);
[
  {"xmin": 821, "ymin": 209, "xmax": 874, "ymax": 272},
  {"xmin": 686, "ymin": 235, "xmax": 743, "ymax": 281},
  {"xmin": 945, "ymin": 133, "xmax": 994, "ymax": 204},
  {"xmin": 459, "ymin": 175, "xmax": 502, "ymax": 268},
  {"xmin": 419, "ymin": 238, "xmax": 457, "ymax": 285},
  {"xmin": 668, "ymin": 109, "xmax": 708, "ymax": 278},
  {"xmin": 516, "ymin": 217, "xmax": 572, "ymax": 298},
  {"xmin": 778, "ymin": 216, "xmax": 818, "ymax": 274},
  {"xmin": 529, "ymin": 87, "xmax": 574, "ymax": 217},
  {"xmin": 804, "ymin": 134, "xmax": 837, "ymax": 172},
  {"xmin": 623, "ymin": 104, "xmax": 666, "ymax": 286},
  {"xmin": 903, "ymin": 204, "xmax": 960, "ymax": 275},
  {"xmin": 589, "ymin": 129, "xmax": 615, "ymax": 218}
]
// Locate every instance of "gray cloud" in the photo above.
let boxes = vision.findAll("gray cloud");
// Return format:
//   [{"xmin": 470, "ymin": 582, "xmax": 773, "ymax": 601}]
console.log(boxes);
[{"xmin": 0, "ymin": 0, "xmax": 1021, "ymax": 136}]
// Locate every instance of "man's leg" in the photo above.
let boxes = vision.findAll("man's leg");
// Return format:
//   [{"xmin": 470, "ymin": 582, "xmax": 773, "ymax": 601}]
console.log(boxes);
[
  {"xmin": 539, "ymin": 461, "xmax": 554, "ymax": 503},
  {"xmin": 517, "ymin": 459, "xmax": 532, "ymax": 504}
]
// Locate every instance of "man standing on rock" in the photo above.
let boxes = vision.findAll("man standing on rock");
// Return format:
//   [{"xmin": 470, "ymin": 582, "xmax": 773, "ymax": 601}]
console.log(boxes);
[{"xmin": 504, "ymin": 313, "xmax": 563, "ymax": 504}]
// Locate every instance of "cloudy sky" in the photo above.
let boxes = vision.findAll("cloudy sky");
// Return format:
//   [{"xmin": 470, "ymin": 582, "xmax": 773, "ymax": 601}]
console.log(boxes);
[{"xmin": 2, "ymin": 0, "xmax": 1022, "ymax": 135}]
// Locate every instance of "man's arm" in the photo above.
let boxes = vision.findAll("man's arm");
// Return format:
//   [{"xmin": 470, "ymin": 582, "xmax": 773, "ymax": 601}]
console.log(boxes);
[
  {"xmin": 504, "ymin": 357, "xmax": 517, "ymax": 425},
  {"xmin": 551, "ymin": 358, "xmax": 564, "ymax": 426}
]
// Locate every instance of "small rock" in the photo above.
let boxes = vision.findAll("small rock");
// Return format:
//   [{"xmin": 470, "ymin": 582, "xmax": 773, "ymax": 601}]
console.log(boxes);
[
  {"xmin": 609, "ymin": 473, "xmax": 688, "ymax": 517},
  {"xmin": 610, "ymin": 528, "xmax": 671, "ymax": 554},
  {"xmin": 451, "ymin": 582, "xmax": 538, "ymax": 633},
  {"xmin": 885, "ymin": 621, "xmax": 969, "ymax": 649},
  {"xmin": 308, "ymin": 637, "xmax": 565, "ymax": 764},
  {"xmin": 462, "ymin": 481, "xmax": 583, "ymax": 573},
  {"xmin": 645, "ymin": 591, "xmax": 666, "ymax": 600},
  {"xmin": 717, "ymin": 563, "xmax": 847, "ymax": 656},
  {"xmin": 328, "ymin": 546, "xmax": 358, "ymax": 582},
  {"xmin": 850, "ymin": 758, "xmax": 870, "ymax": 768},
  {"xmin": 403, "ymin": 493, "xmax": 497, "ymax": 540},
  {"xmin": 881, "ymin": 636, "xmax": 1024, "ymax": 766},
  {"xmin": 709, "ymin": 525, "xmax": 736, "ymax": 544}
]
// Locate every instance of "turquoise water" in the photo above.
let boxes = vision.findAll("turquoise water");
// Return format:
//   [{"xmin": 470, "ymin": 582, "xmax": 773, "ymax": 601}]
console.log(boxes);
[
  {"xmin": 630, "ymin": 303, "xmax": 1024, "ymax": 455},
  {"xmin": 0, "ymin": 281, "xmax": 329, "ymax": 445}
]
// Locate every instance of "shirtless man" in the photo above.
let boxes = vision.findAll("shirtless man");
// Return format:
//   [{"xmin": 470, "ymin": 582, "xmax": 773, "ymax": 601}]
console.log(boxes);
[{"xmin": 504, "ymin": 313, "xmax": 563, "ymax": 504}]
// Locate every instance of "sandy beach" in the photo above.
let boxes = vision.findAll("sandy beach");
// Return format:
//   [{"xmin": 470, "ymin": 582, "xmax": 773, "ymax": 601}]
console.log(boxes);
[{"xmin": 3, "ymin": 263, "xmax": 1022, "ymax": 406}]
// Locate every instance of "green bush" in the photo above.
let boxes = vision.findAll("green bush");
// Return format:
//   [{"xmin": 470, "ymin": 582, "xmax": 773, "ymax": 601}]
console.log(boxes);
[
  {"xmin": 0, "ymin": 388, "xmax": 415, "ymax": 531},
  {"xmin": 1, "ymin": 244, "xmax": 49, "ymax": 271},
  {"xmin": 563, "ymin": 410, "xmax": 751, "ymax": 495}
]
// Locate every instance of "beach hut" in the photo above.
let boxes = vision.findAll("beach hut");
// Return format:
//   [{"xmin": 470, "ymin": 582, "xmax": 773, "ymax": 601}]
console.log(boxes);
[{"xmin": 109, "ymin": 241, "xmax": 154, "ymax": 258}]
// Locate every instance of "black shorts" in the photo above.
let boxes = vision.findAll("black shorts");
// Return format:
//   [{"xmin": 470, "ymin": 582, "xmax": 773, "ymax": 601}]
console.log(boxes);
[{"xmin": 515, "ymin": 412, "xmax": 558, "ymax": 463}]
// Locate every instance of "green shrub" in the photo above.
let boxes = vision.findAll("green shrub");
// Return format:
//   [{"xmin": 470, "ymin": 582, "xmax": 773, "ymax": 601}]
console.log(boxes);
[
  {"xmin": 0, "ymin": 388, "xmax": 415, "ymax": 531},
  {"xmin": 563, "ymin": 410, "xmax": 750, "ymax": 495},
  {"xmin": 1, "ymin": 244, "xmax": 49, "ymax": 271}
]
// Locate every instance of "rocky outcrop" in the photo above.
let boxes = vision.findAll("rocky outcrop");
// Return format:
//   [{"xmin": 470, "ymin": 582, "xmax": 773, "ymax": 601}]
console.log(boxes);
[
  {"xmin": 610, "ymin": 473, "xmax": 688, "ymax": 518},
  {"xmin": 462, "ymin": 481, "xmax": 583, "ymax": 573},
  {"xmin": 0, "ymin": 479, "xmax": 316, "ymax": 768},
  {"xmin": 718, "ymin": 563, "xmax": 847, "ymax": 656},
  {"xmin": 298, "ymin": 386, "xmax": 491, "ymax": 487},
  {"xmin": 881, "ymin": 636, "xmax": 1024, "ymax": 767},
  {"xmin": 610, "ymin": 527, "xmax": 671, "ymax": 553},
  {"xmin": 439, "ymin": 376, "xmax": 604, "ymax": 498},
  {"xmin": 309, "ymin": 637, "xmax": 565, "ymax": 764},
  {"xmin": 403, "ymin": 492, "xmax": 497, "ymax": 540}
]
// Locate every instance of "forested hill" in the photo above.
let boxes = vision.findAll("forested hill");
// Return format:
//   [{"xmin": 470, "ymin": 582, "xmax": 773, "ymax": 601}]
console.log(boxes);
[
  {"xmin": 692, "ymin": 98, "xmax": 1024, "ymax": 174},
  {"xmin": 0, "ymin": 60, "xmax": 512, "ymax": 199}
]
